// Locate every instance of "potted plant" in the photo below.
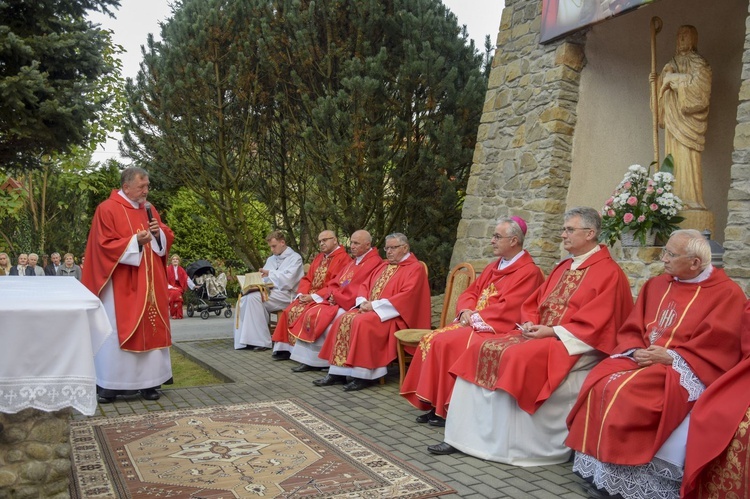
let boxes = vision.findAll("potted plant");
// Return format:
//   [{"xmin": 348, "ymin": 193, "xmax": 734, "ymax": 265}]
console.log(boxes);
[{"xmin": 600, "ymin": 156, "xmax": 684, "ymax": 247}]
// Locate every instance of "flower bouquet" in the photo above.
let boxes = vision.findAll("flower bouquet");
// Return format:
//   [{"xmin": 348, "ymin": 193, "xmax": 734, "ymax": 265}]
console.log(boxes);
[{"xmin": 600, "ymin": 156, "xmax": 684, "ymax": 247}]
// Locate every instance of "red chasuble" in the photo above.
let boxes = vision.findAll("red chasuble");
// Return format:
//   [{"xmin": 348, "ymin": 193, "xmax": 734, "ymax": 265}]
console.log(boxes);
[
  {"xmin": 680, "ymin": 300, "xmax": 750, "ymax": 499},
  {"xmin": 272, "ymin": 246, "xmax": 351, "ymax": 345},
  {"xmin": 450, "ymin": 245, "xmax": 633, "ymax": 414},
  {"xmin": 565, "ymin": 269, "xmax": 746, "ymax": 466},
  {"xmin": 287, "ymin": 249, "xmax": 382, "ymax": 343},
  {"xmin": 400, "ymin": 252, "xmax": 544, "ymax": 418},
  {"xmin": 82, "ymin": 190, "xmax": 174, "ymax": 352},
  {"xmin": 318, "ymin": 253, "xmax": 431, "ymax": 369},
  {"xmin": 166, "ymin": 265, "xmax": 189, "ymax": 319}
]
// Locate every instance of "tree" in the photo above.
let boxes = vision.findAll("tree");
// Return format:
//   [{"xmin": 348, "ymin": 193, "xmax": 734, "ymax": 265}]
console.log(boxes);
[
  {"xmin": 123, "ymin": 0, "xmax": 486, "ymax": 288},
  {"xmin": 0, "ymin": 0, "xmax": 120, "ymax": 171}
]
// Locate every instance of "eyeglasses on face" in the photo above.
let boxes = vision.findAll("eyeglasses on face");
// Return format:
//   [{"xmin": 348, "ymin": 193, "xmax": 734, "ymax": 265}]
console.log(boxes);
[
  {"xmin": 561, "ymin": 227, "xmax": 592, "ymax": 235},
  {"xmin": 385, "ymin": 244, "xmax": 406, "ymax": 251},
  {"xmin": 318, "ymin": 237, "xmax": 335, "ymax": 244},
  {"xmin": 660, "ymin": 248, "xmax": 689, "ymax": 259},
  {"xmin": 491, "ymin": 233, "xmax": 513, "ymax": 240}
]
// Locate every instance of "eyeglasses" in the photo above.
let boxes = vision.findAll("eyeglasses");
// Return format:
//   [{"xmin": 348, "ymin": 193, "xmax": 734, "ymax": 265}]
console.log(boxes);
[
  {"xmin": 318, "ymin": 237, "xmax": 335, "ymax": 244},
  {"xmin": 385, "ymin": 244, "xmax": 406, "ymax": 251},
  {"xmin": 561, "ymin": 227, "xmax": 592, "ymax": 235},
  {"xmin": 491, "ymin": 234, "xmax": 513, "ymax": 240},
  {"xmin": 660, "ymin": 248, "xmax": 690, "ymax": 259}
]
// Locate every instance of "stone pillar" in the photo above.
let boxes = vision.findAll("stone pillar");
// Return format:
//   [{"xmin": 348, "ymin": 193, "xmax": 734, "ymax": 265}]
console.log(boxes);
[{"xmin": 450, "ymin": 0, "xmax": 587, "ymax": 274}]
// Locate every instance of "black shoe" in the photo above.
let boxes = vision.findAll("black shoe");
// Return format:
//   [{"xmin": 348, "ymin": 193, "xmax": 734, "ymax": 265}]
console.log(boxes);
[
  {"xmin": 580, "ymin": 482, "xmax": 623, "ymax": 499},
  {"xmin": 251, "ymin": 346, "xmax": 270, "ymax": 351},
  {"xmin": 272, "ymin": 351, "xmax": 291, "ymax": 361},
  {"xmin": 97, "ymin": 395, "xmax": 115, "ymax": 404},
  {"xmin": 342, "ymin": 378, "xmax": 372, "ymax": 392},
  {"xmin": 428, "ymin": 415, "xmax": 446, "ymax": 427},
  {"xmin": 312, "ymin": 374, "xmax": 347, "ymax": 386},
  {"xmin": 291, "ymin": 364, "xmax": 326, "ymax": 373},
  {"xmin": 427, "ymin": 442, "xmax": 457, "ymax": 455},
  {"xmin": 416, "ymin": 409, "xmax": 436, "ymax": 424},
  {"xmin": 140, "ymin": 388, "xmax": 161, "ymax": 401}
]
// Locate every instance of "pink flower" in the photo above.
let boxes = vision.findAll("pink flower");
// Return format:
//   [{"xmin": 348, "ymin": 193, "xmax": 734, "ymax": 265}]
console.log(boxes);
[
  {"xmin": 606, "ymin": 197, "xmax": 614, "ymax": 205},
  {"xmin": 626, "ymin": 196, "xmax": 638, "ymax": 206},
  {"xmin": 623, "ymin": 182, "xmax": 632, "ymax": 189},
  {"xmin": 648, "ymin": 179, "xmax": 655, "ymax": 187},
  {"xmin": 637, "ymin": 215, "xmax": 646, "ymax": 223},
  {"xmin": 657, "ymin": 188, "xmax": 664, "ymax": 194},
  {"xmin": 623, "ymin": 213, "xmax": 634, "ymax": 224},
  {"xmin": 608, "ymin": 209, "xmax": 616, "ymax": 217},
  {"xmin": 646, "ymin": 186, "xmax": 655, "ymax": 194},
  {"xmin": 650, "ymin": 203, "xmax": 659, "ymax": 211}
]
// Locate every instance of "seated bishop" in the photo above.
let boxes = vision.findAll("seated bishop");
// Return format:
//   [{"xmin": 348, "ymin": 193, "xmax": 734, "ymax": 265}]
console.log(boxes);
[
  {"xmin": 284, "ymin": 230, "xmax": 383, "ymax": 372},
  {"xmin": 270, "ymin": 230, "xmax": 352, "ymax": 361},
  {"xmin": 233, "ymin": 230, "xmax": 304, "ymax": 351},
  {"xmin": 400, "ymin": 216, "xmax": 544, "ymax": 427},
  {"xmin": 428, "ymin": 207, "xmax": 633, "ymax": 466},
  {"xmin": 314, "ymin": 232, "xmax": 431, "ymax": 392},
  {"xmin": 565, "ymin": 229, "xmax": 747, "ymax": 499}
]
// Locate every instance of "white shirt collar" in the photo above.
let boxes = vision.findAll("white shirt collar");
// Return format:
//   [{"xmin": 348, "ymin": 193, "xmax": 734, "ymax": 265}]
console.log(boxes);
[
  {"xmin": 498, "ymin": 250, "xmax": 525, "ymax": 270},
  {"xmin": 117, "ymin": 189, "xmax": 140, "ymax": 209},
  {"xmin": 676, "ymin": 264, "xmax": 714, "ymax": 283},
  {"xmin": 570, "ymin": 244, "xmax": 600, "ymax": 271}
]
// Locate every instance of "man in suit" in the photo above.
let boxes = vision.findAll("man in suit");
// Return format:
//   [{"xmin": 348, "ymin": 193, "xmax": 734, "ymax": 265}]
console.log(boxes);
[{"xmin": 44, "ymin": 252, "xmax": 62, "ymax": 276}]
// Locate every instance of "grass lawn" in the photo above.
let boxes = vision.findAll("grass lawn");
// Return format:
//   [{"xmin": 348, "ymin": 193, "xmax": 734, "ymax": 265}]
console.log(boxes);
[{"xmin": 167, "ymin": 348, "xmax": 224, "ymax": 388}]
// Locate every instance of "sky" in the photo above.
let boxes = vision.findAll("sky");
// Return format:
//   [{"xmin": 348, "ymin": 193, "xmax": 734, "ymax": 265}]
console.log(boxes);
[{"xmin": 88, "ymin": 0, "xmax": 505, "ymax": 161}]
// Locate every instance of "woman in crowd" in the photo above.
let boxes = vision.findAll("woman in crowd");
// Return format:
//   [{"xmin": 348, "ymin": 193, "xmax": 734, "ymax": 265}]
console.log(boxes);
[
  {"xmin": 57, "ymin": 253, "xmax": 82, "ymax": 280},
  {"xmin": 0, "ymin": 252, "xmax": 11, "ymax": 275},
  {"xmin": 166, "ymin": 254, "xmax": 189, "ymax": 319}
]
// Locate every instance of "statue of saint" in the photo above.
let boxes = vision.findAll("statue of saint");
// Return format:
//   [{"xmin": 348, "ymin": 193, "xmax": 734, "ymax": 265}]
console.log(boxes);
[{"xmin": 652, "ymin": 25, "xmax": 712, "ymax": 210}]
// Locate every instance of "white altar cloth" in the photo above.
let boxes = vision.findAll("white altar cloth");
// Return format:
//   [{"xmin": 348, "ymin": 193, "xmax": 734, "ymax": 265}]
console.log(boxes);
[{"xmin": 0, "ymin": 277, "xmax": 112, "ymax": 416}]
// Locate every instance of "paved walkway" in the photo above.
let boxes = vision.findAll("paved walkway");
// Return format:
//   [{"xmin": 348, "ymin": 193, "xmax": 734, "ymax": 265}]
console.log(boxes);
[{"xmin": 89, "ymin": 315, "xmax": 588, "ymax": 499}]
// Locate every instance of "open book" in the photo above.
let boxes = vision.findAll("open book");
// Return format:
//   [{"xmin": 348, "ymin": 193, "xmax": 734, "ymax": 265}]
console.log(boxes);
[{"xmin": 236, "ymin": 272, "xmax": 274, "ymax": 295}]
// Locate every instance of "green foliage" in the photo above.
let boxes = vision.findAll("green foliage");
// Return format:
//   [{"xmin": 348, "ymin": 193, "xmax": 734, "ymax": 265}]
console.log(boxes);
[
  {"xmin": 123, "ymin": 0, "xmax": 486, "ymax": 290},
  {"xmin": 0, "ymin": 0, "xmax": 121, "ymax": 170}
]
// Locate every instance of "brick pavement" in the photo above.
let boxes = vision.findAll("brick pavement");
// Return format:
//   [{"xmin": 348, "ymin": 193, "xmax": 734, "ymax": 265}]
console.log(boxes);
[{"xmin": 87, "ymin": 320, "xmax": 588, "ymax": 499}]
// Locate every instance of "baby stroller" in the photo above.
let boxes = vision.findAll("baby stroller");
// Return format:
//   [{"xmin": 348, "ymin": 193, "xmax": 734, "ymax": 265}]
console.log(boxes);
[{"xmin": 185, "ymin": 260, "xmax": 233, "ymax": 319}]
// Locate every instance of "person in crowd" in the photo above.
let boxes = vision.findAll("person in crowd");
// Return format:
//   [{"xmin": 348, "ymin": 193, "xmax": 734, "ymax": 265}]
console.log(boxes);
[
  {"xmin": 234, "ymin": 230, "xmax": 304, "ymax": 352},
  {"xmin": 80, "ymin": 255, "xmax": 85, "ymax": 269},
  {"xmin": 286, "ymin": 230, "xmax": 382, "ymax": 372},
  {"xmin": 565, "ymin": 229, "xmax": 747, "ymax": 499},
  {"xmin": 682, "ymin": 300, "xmax": 750, "ymax": 499},
  {"xmin": 82, "ymin": 166, "xmax": 174, "ymax": 404},
  {"xmin": 27, "ymin": 253, "xmax": 44, "ymax": 276},
  {"xmin": 0, "ymin": 252, "xmax": 11, "ymax": 275},
  {"xmin": 314, "ymin": 232, "xmax": 431, "ymax": 391},
  {"xmin": 44, "ymin": 252, "xmax": 62, "ymax": 276},
  {"xmin": 57, "ymin": 253, "xmax": 82, "ymax": 280},
  {"xmin": 400, "ymin": 217, "xmax": 544, "ymax": 427},
  {"xmin": 9, "ymin": 253, "xmax": 34, "ymax": 276},
  {"xmin": 427, "ymin": 207, "xmax": 633, "ymax": 467},
  {"xmin": 271, "ymin": 230, "xmax": 351, "ymax": 361},
  {"xmin": 166, "ymin": 254, "xmax": 189, "ymax": 319}
]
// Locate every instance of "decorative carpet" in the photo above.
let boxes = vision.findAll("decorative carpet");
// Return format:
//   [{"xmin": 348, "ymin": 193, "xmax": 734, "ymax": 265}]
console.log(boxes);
[{"xmin": 69, "ymin": 399, "xmax": 454, "ymax": 498}]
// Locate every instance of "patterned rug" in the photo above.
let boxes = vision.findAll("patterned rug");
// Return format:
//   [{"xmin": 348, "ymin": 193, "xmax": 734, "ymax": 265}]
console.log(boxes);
[{"xmin": 69, "ymin": 399, "xmax": 453, "ymax": 498}]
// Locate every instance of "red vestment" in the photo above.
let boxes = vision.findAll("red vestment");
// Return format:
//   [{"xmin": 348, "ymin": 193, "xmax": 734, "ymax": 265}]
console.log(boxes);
[
  {"xmin": 166, "ymin": 264, "xmax": 189, "ymax": 319},
  {"xmin": 681, "ymin": 300, "xmax": 750, "ymax": 498},
  {"xmin": 287, "ymin": 249, "xmax": 382, "ymax": 343},
  {"xmin": 318, "ymin": 253, "xmax": 431, "ymax": 369},
  {"xmin": 271, "ymin": 246, "xmax": 351, "ymax": 345},
  {"xmin": 82, "ymin": 190, "xmax": 174, "ymax": 352},
  {"xmin": 565, "ymin": 269, "xmax": 746, "ymax": 466},
  {"xmin": 400, "ymin": 252, "xmax": 544, "ymax": 418},
  {"xmin": 450, "ymin": 245, "xmax": 633, "ymax": 414}
]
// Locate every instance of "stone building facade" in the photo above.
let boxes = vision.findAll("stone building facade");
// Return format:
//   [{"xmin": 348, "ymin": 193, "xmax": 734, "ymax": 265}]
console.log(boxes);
[{"xmin": 451, "ymin": 0, "xmax": 750, "ymax": 296}]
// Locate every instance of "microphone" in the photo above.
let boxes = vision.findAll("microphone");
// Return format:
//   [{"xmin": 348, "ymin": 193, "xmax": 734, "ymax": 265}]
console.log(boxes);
[{"xmin": 144, "ymin": 202, "xmax": 163, "ymax": 251}]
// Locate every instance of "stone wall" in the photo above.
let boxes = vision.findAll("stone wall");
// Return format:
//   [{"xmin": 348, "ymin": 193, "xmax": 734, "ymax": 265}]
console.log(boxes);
[
  {"xmin": 0, "ymin": 409, "xmax": 72, "ymax": 499},
  {"xmin": 451, "ymin": 0, "xmax": 587, "ymax": 275}
]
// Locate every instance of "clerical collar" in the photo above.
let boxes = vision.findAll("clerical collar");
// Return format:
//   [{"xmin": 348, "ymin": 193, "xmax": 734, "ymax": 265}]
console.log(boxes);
[
  {"xmin": 117, "ymin": 189, "xmax": 140, "ymax": 209},
  {"xmin": 325, "ymin": 246, "xmax": 341, "ymax": 258},
  {"xmin": 355, "ymin": 248, "xmax": 373, "ymax": 265},
  {"xmin": 396, "ymin": 252, "xmax": 411, "ymax": 264},
  {"xmin": 498, "ymin": 250, "xmax": 524, "ymax": 270},
  {"xmin": 675, "ymin": 264, "xmax": 714, "ymax": 283},
  {"xmin": 570, "ymin": 244, "xmax": 600, "ymax": 271},
  {"xmin": 275, "ymin": 246, "xmax": 293, "ymax": 261}
]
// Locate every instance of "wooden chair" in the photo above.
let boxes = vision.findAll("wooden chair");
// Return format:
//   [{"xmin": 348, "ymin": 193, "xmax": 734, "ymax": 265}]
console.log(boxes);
[{"xmin": 394, "ymin": 262, "xmax": 476, "ymax": 388}]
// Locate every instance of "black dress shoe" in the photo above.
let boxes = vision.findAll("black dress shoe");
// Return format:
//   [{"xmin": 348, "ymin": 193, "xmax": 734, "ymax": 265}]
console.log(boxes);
[
  {"xmin": 251, "ymin": 346, "xmax": 270, "ymax": 351},
  {"xmin": 272, "ymin": 351, "xmax": 291, "ymax": 361},
  {"xmin": 428, "ymin": 415, "xmax": 446, "ymax": 427},
  {"xmin": 427, "ymin": 442, "xmax": 457, "ymax": 455},
  {"xmin": 342, "ymin": 378, "xmax": 372, "ymax": 392},
  {"xmin": 97, "ymin": 395, "xmax": 115, "ymax": 404},
  {"xmin": 312, "ymin": 374, "xmax": 348, "ymax": 386},
  {"xmin": 140, "ymin": 388, "xmax": 161, "ymax": 401},
  {"xmin": 291, "ymin": 364, "xmax": 326, "ymax": 373},
  {"xmin": 416, "ymin": 409, "xmax": 436, "ymax": 424}
]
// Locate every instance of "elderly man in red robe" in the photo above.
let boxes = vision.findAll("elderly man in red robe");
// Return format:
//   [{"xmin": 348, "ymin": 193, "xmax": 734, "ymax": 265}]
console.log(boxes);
[
  {"xmin": 82, "ymin": 166, "xmax": 174, "ymax": 403},
  {"xmin": 271, "ymin": 230, "xmax": 351, "ymax": 361},
  {"xmin": 166, "ymin": 254, "xmax": 189, "ymax": 319},
  {"xmin": 315, "ymin": 232, "xmax": 431, "ymax": 391},
  {"xmin": 400, "ymin": 217, "xmax": 544, "ymax": 426},
  {"xmin": 681, "ymin": 300, "xmax": 750, "ymax": 499},
  {"xmin": 565, "ymin": 230, "xmax": 747, "ymax": 499},
  {"xmin": 427, "ymin": 207, "xmax": 633, "ymax": 465},
  {"xmin": 286, "ymin": 230, "xmax": 382, "ymax": 372}
]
